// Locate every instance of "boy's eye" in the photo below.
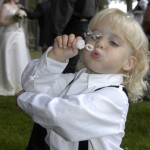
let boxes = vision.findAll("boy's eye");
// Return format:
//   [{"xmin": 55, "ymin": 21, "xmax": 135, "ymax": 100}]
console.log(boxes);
[{"xmin": 110, "ymin": 41, "xmax": 119, "ymax": 47}]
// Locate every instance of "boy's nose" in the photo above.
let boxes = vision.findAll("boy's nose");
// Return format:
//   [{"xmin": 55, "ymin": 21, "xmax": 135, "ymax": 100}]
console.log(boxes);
[{"xmin": 95, "ymin": 40, "xmax": 105, "ymax": 49}]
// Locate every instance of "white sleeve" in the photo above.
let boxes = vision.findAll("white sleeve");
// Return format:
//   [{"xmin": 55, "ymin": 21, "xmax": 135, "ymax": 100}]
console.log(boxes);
[
  {"xmin": 17, "ymin": 87, "xmax": 129, "ymax": 142},
  {"xmin": 21, "ymin": 47, "xmax": 74, "ymax": 95}
]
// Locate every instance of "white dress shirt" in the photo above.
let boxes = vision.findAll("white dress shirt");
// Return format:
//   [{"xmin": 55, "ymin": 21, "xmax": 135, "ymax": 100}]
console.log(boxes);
[{"xmin": 17, "ymin": 47, "xmax": 129, "ymax": 150}]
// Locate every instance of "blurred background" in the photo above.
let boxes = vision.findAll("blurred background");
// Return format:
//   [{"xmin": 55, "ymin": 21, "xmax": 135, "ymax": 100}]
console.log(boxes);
[{"xmin": 20, "ymin": 0, "xmax": 138, "ymax": 51}]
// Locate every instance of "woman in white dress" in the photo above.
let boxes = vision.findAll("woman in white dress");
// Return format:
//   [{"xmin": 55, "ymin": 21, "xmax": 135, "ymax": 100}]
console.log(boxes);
[{"xmin": 0, "ymin": 0, "xmax": 31, "ymax": 96}]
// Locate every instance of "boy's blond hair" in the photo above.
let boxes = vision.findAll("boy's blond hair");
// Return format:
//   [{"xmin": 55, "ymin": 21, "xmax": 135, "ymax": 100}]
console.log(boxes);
[{"xmin": 88, "ymin": 8, "xmax": 150, "ymax": 101}]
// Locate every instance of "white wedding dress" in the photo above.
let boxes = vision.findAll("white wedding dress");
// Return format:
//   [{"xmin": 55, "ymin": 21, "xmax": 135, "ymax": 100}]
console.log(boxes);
[{"xmin": 0, "ymin": 9, "xmax": 31, "ymax": 96}]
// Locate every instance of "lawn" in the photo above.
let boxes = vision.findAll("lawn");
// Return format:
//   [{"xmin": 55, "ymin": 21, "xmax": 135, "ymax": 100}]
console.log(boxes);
[
  {"xmin": 121, "ymin": 100, "xmax": 150, "ymax": 150},
  {"xmin": 0, "ymin": 51, "xmax": 150, "ymax": 150},
  {"xmin": 0, "ymin": 96, "xmax": 33, "ymax": 150}
]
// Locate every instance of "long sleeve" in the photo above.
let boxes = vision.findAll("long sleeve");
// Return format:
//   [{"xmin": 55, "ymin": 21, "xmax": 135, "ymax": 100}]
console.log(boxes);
[
  {"xmin": 21, "ymin": 47, "xmax": 74, "ymax": 95},
  {"xmin": 23, "ymin": 4, "xmax": 42, "ymax": 20},
  {"xmin": 17, "ymin": 86, "xmax": 128, "ymax": 142}
]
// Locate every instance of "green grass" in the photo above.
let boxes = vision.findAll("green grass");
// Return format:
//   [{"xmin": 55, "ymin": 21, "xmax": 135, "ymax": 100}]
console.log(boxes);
[
  {"xmin": 0, "ymin": 96, "xmax": 33, "ymax": 150},
  {"xmin": 121, "ymin": 100, "xmax": 150, "ymax": 150},
  {"xmin": 0, "ymin": 51, "xmax": 150, "ymax": 149}
]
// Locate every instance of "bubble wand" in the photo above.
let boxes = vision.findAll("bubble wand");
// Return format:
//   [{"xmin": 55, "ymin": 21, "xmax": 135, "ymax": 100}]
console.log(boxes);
[{"xmin": 76, "ymin": 40, "xmax": 94, "ymax": 52}]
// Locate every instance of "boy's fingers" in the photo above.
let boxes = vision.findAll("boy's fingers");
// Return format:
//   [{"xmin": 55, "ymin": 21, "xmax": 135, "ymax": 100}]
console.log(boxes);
[
  {"xmin": 54, "ymin": 34, "xmax": 83, "ymax": 50},
  {"xmin": 68, "ymin": 34, "xmax": 75, "ymax": 47},
  {"xmin": 55, "ymin": 36, "xmax": 63, "ymax": 48},
  {"xmin": 62, "ymin": 34, "xmax": 68, "ymax": 48}
]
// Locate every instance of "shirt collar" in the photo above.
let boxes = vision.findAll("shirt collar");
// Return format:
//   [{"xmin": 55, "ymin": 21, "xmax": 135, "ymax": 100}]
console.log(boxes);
[{"xmin": 78, "ymin": 68, "xmax": 124, "ymax": 89}]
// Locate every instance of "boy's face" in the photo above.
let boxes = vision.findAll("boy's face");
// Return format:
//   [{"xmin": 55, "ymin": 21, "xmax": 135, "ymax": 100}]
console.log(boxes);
[{"xmin": 83, "ymin": 21, "xmax": 136, "ymax": 74}]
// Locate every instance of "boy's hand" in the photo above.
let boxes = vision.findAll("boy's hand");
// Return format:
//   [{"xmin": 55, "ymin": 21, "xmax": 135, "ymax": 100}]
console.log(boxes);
[{"xmin": 48, "ymin": 34, "xmax": 82, "ymax": 62}]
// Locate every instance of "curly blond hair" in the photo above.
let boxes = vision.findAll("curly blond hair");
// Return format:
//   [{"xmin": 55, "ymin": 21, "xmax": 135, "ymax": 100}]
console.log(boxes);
[{"xmin": 88, "ymin": 8, "xmax": 150, "ymax": 101}]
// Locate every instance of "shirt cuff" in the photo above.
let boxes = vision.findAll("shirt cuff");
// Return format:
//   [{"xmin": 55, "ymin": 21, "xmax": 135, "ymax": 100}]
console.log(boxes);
[
  {"xmin": 39, "ymin": 47, "xmax": 69, "ymax": 73},
  {"xmin": 44, "ymin": 47, "xmax": 69, "ymax": 73}
]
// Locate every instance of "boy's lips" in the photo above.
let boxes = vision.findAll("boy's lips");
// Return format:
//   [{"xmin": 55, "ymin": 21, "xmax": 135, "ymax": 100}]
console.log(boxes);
[{"xmin": 91, "ymin": 50, "xmax": 101, "ymax": 59}]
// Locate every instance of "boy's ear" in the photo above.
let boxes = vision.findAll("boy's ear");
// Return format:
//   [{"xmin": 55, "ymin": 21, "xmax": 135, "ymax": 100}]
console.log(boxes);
[{"xmin": 123, "ymin": 56, "xmax": 137, "ymax": 71}]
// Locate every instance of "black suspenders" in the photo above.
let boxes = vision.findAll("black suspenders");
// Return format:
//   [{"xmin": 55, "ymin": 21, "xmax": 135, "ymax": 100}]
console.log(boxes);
[
  {"xmin": 95, "ymin": 85, "xmax": 129, "ymax": 97},
  {"xmin": 79, "ymin": 140, "xmax": 88, "ymax": 150},
  {"xmin": 78, "ymin": 85, "xmax": 129, "ymax": 150}
]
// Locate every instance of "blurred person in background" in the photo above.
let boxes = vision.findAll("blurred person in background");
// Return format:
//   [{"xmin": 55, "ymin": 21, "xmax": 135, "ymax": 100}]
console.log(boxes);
[
  {"xmin": 132, "ymin": 0, "xmax": 148, "ymax": 23},
  {"xmin": 21, "ymin": 0, "xmax": 51, "ymax": 53},
  {"xmin": 0, "ymin": 0, "xmax": 31, "ymax": 96}
]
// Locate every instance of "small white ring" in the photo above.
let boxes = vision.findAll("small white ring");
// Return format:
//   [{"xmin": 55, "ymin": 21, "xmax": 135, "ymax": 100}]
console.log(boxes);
[{"xmin": 85, "ymin": 44, "xmax": 94, "ymax": 51}]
